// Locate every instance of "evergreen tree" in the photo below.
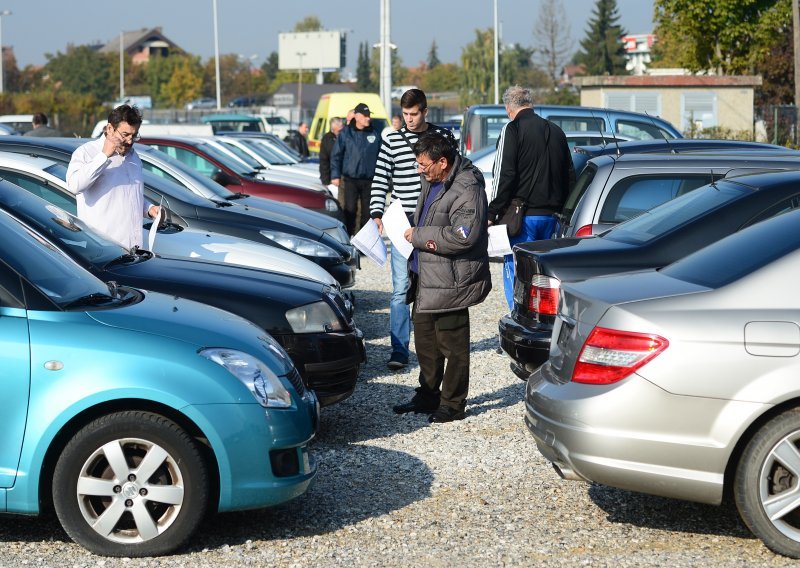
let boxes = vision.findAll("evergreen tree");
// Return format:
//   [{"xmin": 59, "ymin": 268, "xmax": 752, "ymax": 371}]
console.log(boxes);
[
  {"xmin": 427, "ymin": 41, "xmax": 441, "ymax": 70},
  {"xmin": 575, "ymin": 0, "xmax": 628, "ymax": 75},
  {"xmin": 356, "ymin": 42, "xmax": 374, "ymax": 91}
]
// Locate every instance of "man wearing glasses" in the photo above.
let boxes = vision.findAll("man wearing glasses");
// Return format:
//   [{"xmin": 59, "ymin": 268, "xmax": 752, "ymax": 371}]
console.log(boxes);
[
  {"xmin": 392, "ymin": 130, "xmax": 491, "ymax": 424},
  {"xmin": 67, "ymin": 104, "xmax": 160, "ymax": 251}
]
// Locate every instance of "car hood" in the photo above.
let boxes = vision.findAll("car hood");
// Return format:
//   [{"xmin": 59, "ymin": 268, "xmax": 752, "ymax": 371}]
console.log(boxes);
[{"xmin": 87, "ymin": 290, "xmax": 294, "ymax": 375}]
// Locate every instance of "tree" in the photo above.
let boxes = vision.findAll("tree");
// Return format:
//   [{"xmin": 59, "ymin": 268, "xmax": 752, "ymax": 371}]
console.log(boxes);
[
  {"xmin": 356, "ymin": 42, "xmax": 375, "ymax": 91},
  {"xmin": 459, "ymin": 29, "xmax": 495, "ymax": 106},
  {"xmin": 575, "ymin": 0, "xmax": 627, "ymax": 76},
  {"xmin": 161, "ymin": 57, "xmax": 203, "ymax": 108},
  {"xmin": 533, "ymin": 0, "xmax": 573, "ymax": 85},
  {"xmin": 45, "ymin": 45, "xmax": 117, "ymax": 102},
  {"xmin": 420, "ymin": 63, "xmax": 460, "ymax": 92},
  {"xmin": 293, "ymin": 15, "xmax": 323, "ymax": 32},
  {"xmin": 427, "ymin": 41, "xmax": 441, "ymax": 70},
  {"xmin": 261, "ymin": 52, "xmax": 279, "ymax": 85},
  {"xmin": 652, "ymin": 0, "xmax": 787, "ymax": 75}
]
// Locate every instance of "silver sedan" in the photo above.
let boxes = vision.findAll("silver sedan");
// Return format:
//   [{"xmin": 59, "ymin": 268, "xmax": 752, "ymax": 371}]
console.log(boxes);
[{"xmin": 525, "ymin": 204, "xmax": 800, "ymax": 558}]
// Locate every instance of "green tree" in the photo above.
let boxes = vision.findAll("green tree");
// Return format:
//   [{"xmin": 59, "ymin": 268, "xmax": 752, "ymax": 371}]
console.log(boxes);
[
  {"xmin": 45, "ymin": 45, "xmax": 117, "ymax": 101},
  {"xmin": 653, "ymin": 0, "xmax": 787, "ymax": 75},
  {"xmin": 420, "ymin": 63, "xmax": 460, "ymax": 92},
  {"xmin": 162, "ymin": 57, "xmax": 203, "ymax": 108},
  {"xmin": 575, "ymin": 0, "xmax": 627, "ymax": 75},
  {"xmin": 427, "ymin": 41, "xmax": 441, "ymax": 70},
  {"xmin": 144, "ymin": 54, "xmax": 203, "ymax": 106},
  {"xmin": 294, "ymin": 16, "xmax": 323, "ymax": 32},
  {"xmin": 459, "ymin": 29, "xmax": 495, "ymax": 106},
  {"xmin": 356, "ymin": 42, "xmax": 375, "ymax": 91},
  {"xmin": 261, "ymin": 52, "xmax": 280, "ymax": 84}
]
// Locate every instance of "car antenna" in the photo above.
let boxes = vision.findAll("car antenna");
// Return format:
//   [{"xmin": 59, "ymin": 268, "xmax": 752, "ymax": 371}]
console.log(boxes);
[
  {"xmin": 598, "ymin": 108, "xmax": 622, "ymax": 157},
  {"xmin": 645, "ymin": 111, "xmax": 675, "ymax": 154}
]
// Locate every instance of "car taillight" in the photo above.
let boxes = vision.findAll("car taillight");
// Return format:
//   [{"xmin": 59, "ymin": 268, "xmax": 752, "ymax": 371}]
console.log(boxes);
[
  {"xmin": 465, "ymin": 133, "xmax": 471, "ymax": 152},
  {"xmin": 527, "ymin": 275, "xmax": 560, "ymax": 316},
  {"xmin": 575, "ymin": 225, "xmax": 594, "ymax": 237},
  {"xmin": 572, "ymin": 326, "xmax": 668, "ymax": 385}
]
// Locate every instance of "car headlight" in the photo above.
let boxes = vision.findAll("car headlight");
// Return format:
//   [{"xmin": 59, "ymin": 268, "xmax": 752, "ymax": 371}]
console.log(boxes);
[
  {"xmin": 325, "ymin": 198, "xmax": 339, "ymax": 212},
  {"xmin": 199, "ymin": 348, "xmax": 292, "ymax": 408},
  {"xmin": 260, "ymin": 230, "xmax": 339, "ymax": 258},
  {"xmin": 286, "ymin": 301, "xmax": 345, "ymax": 333}
]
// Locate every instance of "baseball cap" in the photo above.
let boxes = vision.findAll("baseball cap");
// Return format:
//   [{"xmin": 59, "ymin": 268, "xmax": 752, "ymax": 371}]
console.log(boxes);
[{"xmin": 353, "ymin": 103, "xmax": 371, "ymax": 117}]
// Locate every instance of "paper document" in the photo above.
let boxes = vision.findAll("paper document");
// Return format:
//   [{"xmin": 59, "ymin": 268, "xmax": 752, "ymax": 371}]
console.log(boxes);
[
  {"xmin": 147, "ymin": 208, "xmax": 163, "ymax": 251},
  {"xmin": 488, "ymin": 225, "xmax": 512, "ymax": 256},
  {"xmin": 382, "ymin": 199, "xmax": 414, "ymax": 259},
  {"xmin": 351, "ymin": 219, "xmax": 387, "ymax": 266}
]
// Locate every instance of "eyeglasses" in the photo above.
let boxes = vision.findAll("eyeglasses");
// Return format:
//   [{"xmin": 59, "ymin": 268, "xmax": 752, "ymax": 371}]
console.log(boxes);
[
  {"xmin": 112, "ymin": 126, "xmax": 140, "ymax": 142},
  {"xmin": 414, "ymin": 159, "xmax": 437, "ymax": 172}
]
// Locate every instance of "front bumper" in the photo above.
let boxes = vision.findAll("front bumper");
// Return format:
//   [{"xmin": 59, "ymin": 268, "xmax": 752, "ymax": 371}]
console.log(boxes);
[
  {"xmin": 498, "ymin": 313, "xmax": 552, "ymax": 378},
  {"xmin": 317, "ymin": 249, "xmax": 359, "ymax": 288},
  {"xmin": 276, "ymin": 327, "xmax": 366, "ymax": 407},
  {"xmin": 523, "ymin": 364, "xmax": 767, "ymax": 506}
]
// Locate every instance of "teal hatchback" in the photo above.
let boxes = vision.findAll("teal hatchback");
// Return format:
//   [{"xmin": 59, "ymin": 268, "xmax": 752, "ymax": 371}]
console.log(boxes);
[{"xmin": 0, "ymin": 208, "xmax": 318, "ymax": 557}]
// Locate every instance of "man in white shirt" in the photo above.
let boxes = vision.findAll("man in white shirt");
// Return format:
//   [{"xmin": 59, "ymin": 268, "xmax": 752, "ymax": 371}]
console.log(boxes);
[{"xmin": 67, "ymin": 104, "xmax": 159, "ymax": 250}]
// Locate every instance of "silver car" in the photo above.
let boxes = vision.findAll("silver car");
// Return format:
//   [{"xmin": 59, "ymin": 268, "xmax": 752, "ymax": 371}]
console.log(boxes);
[{"xmin": 525, "ymin": 206, "xmax": 800, "ymax": 558}]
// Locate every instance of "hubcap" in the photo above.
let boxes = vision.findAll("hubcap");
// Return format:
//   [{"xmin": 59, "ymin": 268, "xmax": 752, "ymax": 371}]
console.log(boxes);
[
  {"xmin": 76, "ymin": 438, "xmax": 185, "ymax": 543},
  {"xmin": 760, "ymin": 431, "xmax": 800, "ymax": 541}
]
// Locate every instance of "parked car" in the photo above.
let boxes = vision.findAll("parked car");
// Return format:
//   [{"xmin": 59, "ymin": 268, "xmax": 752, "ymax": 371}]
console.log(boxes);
[
  {"xmin": 501, "ymin": 169, "xmax": 800, "ymax": 379},
  {"xmin": 185, "ymin": 97, "xmax": 217, "ymax": 110},
  {"xmin": 571, "ymin": 138, "xmax": 795, "ymax": 175},
  {"xmin": 0, "ymin": 200, "xmax": 317, "ymax": 556},
  {"xmin": 139, "ymin": 135, "xmax": 342, "ymax": 219},
  {"xmin": 460, "ymin": 104, "xmax": 683, "ymax": 156},
  {"xmin": 0, "ymin": 137, "xmax": 358, "ymax": 288},
  {"xmin": 558, "ymin": 151, "xmax": 800, "ymax": 237},
  {"xmin": 525, "ymin": 206, "xmax": 800, "ymax": 559},
  {"xmin": 0, "ymin": 150, "xmax": 340, "ymax": 288},
  {"xmin": 215, "ymin": 135, "xmax": 326, "ymax": 184},
  {"xmin": 0, "ymin": 184, "xmax": 364, "ymax": 405},
  {"xmin": 222, "ymin": 131, "xmax": 319, "ymax": 171}
]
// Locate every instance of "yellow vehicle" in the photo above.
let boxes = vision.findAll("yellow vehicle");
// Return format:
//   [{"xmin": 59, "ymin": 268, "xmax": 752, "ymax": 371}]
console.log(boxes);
[{"xmin": 308, "ymin": 92, "xmax": 389, "ymax": 154}]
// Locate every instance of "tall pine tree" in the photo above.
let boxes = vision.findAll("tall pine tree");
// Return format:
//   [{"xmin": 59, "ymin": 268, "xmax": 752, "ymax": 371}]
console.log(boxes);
[
  {"xmin": 575, "ymin": 0, "xmax": 628, "ymax": 75},
  {"xmin": 356, "ymin": 42, "xmax": 374, "ymax": 91},
  {"xmin": 427, "ymin": 41, "xmax": 441, "ymax": 70}
]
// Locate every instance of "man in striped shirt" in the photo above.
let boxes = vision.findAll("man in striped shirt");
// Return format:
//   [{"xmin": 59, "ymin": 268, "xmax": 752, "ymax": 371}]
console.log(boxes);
[{"xmin": 370, "ymin": 89, "xmax": 443, "ymax": 370}]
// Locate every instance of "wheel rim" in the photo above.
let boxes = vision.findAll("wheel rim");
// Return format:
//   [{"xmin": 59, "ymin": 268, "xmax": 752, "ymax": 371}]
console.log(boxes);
[
  {"xmin": 760, "ymin": 431, "xmax": 800, "ymax": 541},
  {"xmin": 75, "ymin": 437, "xmax": 185, "ymax": 544}
]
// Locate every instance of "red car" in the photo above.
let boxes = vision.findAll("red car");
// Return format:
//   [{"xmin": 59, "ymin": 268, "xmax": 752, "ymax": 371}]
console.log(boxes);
[{"xmin": 139, "ymin": 135, "xmax": 343, "ymax": 220}]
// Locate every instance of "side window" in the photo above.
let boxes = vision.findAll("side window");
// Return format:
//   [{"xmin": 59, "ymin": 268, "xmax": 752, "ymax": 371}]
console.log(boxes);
[
  {"xmin": 312, "ymin": 117, "xmax": 325, "ymax": 140},
  {"xmin": 0, "ymin": 259, "xmax": 24, "ymax": 309},
  {"xmin": 616, "ymin": 120, "xmax": 674, "ymax": 140},
  {"xmin": 547, "ymin": 116, "xmax": 605, "ymax": 133},
  {"xmin": 485, "ymin": 116, "xmax": 509, "ymax": 150},
  {"xmin": 0, "ymin": 172, "xmax": 77, "ymax": 214},
  {"xmin": 141, "ymin": 161, "xmax": 183, "ymax": 185},
  {"xmin": 600, "ymin": 175, "xmax": 713, "ymax": 223},
  {"xmin": 154, "ymin": 145, "xmax": 218, "ymax": 177}
]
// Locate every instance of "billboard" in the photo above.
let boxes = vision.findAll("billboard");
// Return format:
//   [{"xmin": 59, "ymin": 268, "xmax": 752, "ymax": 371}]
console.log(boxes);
[{"xmin": 279, "ymin": 31, "xmax": 346, "ymax": 70}]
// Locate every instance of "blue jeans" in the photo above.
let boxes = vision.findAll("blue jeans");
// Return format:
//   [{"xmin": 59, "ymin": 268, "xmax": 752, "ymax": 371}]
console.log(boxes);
[
  {"xmin": 502, "ymin": 215, "xmax": 559, "ymax": 310},
  {"xmin": 390, "ymin": 243, "xmax": 411, "ymax": 361}
]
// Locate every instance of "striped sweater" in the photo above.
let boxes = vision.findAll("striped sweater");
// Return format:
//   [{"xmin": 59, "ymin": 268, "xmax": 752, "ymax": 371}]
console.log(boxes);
[{"xmin": 369, "ymin": 123, "xmax": 443, "ymax": 217}]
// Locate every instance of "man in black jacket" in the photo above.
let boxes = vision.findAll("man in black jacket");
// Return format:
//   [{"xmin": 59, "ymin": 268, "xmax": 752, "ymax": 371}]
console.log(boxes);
[
  {"xmin": 284, "ymin": 121, "xmax": 310, "ymax": 158},
  {"xmin": 319, "ymin": 116, "xmax": 345, "ymax": 187},
  {"xmin": 488, "ymin": 86, "xmax": 574, "ymax": 309}
]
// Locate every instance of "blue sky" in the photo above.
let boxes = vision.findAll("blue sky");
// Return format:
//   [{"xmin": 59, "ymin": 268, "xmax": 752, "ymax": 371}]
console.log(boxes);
[{"xmin": 3, "ymin": 1, "xmax": 653, "ymax": 71}]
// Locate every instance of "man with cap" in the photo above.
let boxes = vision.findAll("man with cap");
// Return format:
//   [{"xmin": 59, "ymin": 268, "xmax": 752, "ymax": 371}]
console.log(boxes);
[{"xmin": 331, "ymin": 102, "xmax": 382, "ymax": 235}]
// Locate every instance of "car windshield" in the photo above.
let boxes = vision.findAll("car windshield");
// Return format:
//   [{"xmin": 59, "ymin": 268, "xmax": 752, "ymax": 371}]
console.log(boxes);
[
  {"xmin": 662, "ymin": 208, "xmax": 800, "ymax": 288},
  {"xmin": 238, "ymin": 138, "xmax": 295, "ymax": 165},
  {"xmin": 195, "ymin": 141, "xmax": 254, "ymax": 175},
  {"xmin": 0, "ymin": 208, "xmax": 111, "ymax": 307},
  {"xmin": 602, "ymin": 182, "xmax": 747, "ymax": 245},
  {"xmin": 215, "ymin": 140, "xmax": 263, "ymax": 169}
]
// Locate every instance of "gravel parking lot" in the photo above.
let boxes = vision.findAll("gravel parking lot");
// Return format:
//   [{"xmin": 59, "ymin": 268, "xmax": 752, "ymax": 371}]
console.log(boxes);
[{"xmin": 1, "ymin": 257, "xmax": 798, "ymax": 566}]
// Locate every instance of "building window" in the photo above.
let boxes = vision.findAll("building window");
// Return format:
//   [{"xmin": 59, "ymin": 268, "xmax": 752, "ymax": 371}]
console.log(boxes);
[
  {"xmin": 604, "ymin": 92, "xmax": 661, "ymax": 116},
  {"xmin": 681, "ymin": 91, "xmax": 717, "ymax": 132}
]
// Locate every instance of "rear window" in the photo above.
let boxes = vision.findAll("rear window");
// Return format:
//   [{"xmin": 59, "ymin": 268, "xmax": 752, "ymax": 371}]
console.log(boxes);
[
  {"xmin": 616, "ymin": 119, "xmax": 676, "ymax": 140},
  {"xmin": 561, "ymin": 163, "xmax": 598, "ymax": 222},
  {"xmin": 547, "ymin": 115, "xmax": 605, "ymax": 132},
  {"xmin": 599, "ymin": 174, "xmax": 713, "ymax": 224},
  {"xmin": 662, "ymin": 209, "xmax": 800, "ymax": 288}
]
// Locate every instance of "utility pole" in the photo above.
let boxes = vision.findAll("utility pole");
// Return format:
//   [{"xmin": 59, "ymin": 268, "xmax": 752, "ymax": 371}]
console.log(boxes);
[
  {"xmin": 380, "ymin": 0, "xmax": 392, "ymax": 116},
  {"xmin": 794, "ymin": 0, "xmax": 800, "ymax": 110},
  {"xmin": 493, "ymin": 0, "xmax": 499, "ymax": 104}
]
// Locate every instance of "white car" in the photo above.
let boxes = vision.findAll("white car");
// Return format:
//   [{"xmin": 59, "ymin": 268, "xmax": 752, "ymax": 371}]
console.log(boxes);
[
  {"xmin": 0, "ymin": 151, "xmax": 339, "ymax": 288},
  {"xmin": 215, "ymin": 135, "xmax": 324, "ymax": 183}
]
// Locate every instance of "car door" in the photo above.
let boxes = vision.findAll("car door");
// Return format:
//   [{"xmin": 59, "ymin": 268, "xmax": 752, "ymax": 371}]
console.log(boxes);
[{"xmin": 0, "ymin": 260, "xmax": 31, "ymax": 488}]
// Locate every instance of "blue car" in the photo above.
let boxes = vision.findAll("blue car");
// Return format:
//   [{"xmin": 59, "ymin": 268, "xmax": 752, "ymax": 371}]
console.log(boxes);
[{"xmin": 0, "ymin": 208, "xmax": 318, "ymax": 557}]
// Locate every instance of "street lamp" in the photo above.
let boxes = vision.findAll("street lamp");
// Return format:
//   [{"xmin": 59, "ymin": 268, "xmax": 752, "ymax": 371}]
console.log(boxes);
[
  {"xmin": 0, "ymin": 10, "xmax": 12, "ymax": 95},
  {"xmin": 296, "ymin": 51, "xmax": 306, "ymax": 126}
]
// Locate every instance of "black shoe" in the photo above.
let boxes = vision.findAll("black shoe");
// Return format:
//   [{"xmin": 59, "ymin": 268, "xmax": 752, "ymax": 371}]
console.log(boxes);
[
  {"xmin": 428, "ymin": 405, "xmax": 466, "ymax": 424},
  {"xmin": 393, "ymin": 399, "xmax": 438, "ymax": 414},
  {"xmin": 387, "ymin": 354, "xmax": 408, "ymax": 370}
]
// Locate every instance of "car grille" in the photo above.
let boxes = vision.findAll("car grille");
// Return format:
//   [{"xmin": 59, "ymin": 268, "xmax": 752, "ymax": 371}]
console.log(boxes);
[{"xmin": 286, "ymin": 367, "xmax": 306, "ymax": 396}]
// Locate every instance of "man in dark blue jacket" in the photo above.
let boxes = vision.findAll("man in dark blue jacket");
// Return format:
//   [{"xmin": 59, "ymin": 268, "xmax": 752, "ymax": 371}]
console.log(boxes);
[{"xmin": 331, "ymin": 102, "xmax": 382, "ymax": 235}]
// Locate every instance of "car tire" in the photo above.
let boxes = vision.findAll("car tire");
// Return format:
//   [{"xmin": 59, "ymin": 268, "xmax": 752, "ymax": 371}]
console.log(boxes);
[
  {"xmin": 52, "ymin": 411, "xmax": 209, "ymax": 557},
  {"xmin": 735, "ymin": 408, "xmax": 800, "ymax": 558}
]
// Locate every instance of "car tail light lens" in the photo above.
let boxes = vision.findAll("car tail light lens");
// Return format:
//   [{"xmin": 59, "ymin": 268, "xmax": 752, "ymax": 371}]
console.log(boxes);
[
  {"xmin": 465, "ymin": 133, "xmax": 472, "ymax": 152},
  {"xmin": 572, "ymin": 327, "xmax": 668, "ymax": 385},
  {"xmin": 575, "ymin": 225, "xmax": 594, "ymax": 237},
  {"xmin": 527, "ymin": 275, "xmax": 560, "ymax": 316}
]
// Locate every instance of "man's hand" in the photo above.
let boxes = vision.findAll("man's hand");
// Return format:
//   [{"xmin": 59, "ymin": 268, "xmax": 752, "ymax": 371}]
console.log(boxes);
[
  {"xmin": 331, "ymin": 178, "xmax": 341, "ymax": 187},
  {"xmin": 374, "ymin": 218, "xmax": 384, "ymax": 235},
  {"xmin": 103, "ymin": 124, "xmax": 126, "ymax": 157},
  {"xmin": 404, "ymin": 227, "xmax": 413, "ymax": 243},
  {"xmin": 488, "ymin": 220, "xmax": 494, "ymax": 226},
  {"xmin": 148, "ymin": 205, "xmax": 161, "ymax": 219}
]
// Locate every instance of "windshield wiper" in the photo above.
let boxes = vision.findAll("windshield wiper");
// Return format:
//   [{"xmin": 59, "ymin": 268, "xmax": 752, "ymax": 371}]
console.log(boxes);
[
  {"xmin": 211, "ymin": 199, "xmax": 233, "ymax": 207},
  {"xmin": 225, "ymin": 193, "xmax": 250, "ymax": 200},
  {"xmin": 104, "ymin": 250, "xmax": 152, "ymax": 267},
  {"xmin": 63, "ymin": 292, "xmax": 117, "ymax": 309}
]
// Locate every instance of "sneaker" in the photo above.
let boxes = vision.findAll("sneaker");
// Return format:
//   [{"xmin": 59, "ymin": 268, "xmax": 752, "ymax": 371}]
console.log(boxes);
[
  {"xmin": 387, "ymin": 354, "xmax": 408, "ymax": 370},
  {"xmin": 428, "ymin": 405, "xmax": 466, "ymax": 424}
]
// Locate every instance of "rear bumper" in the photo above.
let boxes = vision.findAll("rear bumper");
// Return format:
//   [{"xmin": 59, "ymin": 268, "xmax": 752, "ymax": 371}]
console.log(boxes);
[{"xmin": 498, "ymin": 313, "xmax": 552, "ymax": 377}]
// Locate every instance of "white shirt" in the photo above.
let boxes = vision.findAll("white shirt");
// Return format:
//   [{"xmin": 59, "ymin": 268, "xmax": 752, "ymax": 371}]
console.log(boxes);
[{"xmin": 66, "ymin": 137, "xmax": 149, "ymax": 250}]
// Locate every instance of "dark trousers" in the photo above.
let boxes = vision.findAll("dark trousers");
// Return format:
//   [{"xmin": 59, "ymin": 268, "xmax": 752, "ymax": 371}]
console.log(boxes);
[
  {"xmin": 412, "ymin": 307, "xmax": 471, "ymax": 411},
  {"xmin": 343, "ymin": 176, "xmax": 372, "ymax": 235}
]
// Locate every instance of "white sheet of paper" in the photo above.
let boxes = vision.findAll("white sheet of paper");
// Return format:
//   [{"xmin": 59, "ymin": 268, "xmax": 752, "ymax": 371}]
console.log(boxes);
[
  {"xmin": 351, "ymin": 218, "xmax": 387, "ymax": 267},
  {"xmin": 382, "ymin": 199, "xmax": 414, "ymax": 259},
  {"xmin": 488, "ymin": 225, "xmax": 512, "ymax": 256},
  {"xmin": 147, "ymin": 208, "xmax": 163, "ymax": 251}
]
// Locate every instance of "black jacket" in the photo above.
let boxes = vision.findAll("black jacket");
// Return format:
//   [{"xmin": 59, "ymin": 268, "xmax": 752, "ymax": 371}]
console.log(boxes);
[
  {"xmin": 319, "ymin": 131, "xmax": 337, "ymax": 185},
  {"xmin": 488, "ymin": 108, "xmax": 574, "ymax": 221},
  {"xmin": 284, "ymin": 130, "xmax": 309, "ymax": 158}
]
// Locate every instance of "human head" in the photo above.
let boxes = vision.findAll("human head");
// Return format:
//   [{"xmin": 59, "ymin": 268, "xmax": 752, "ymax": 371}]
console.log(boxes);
[
  {"xmin": 400, "ymin": 88, "xmax": 428, "ymax": 133},
  {"xmin": 298, "ymin": 121, "xmax": 309, "ymax": 136},
  {"xmin": 105, "ymin": 104, "xmax": 143, "ymax": 153},
  {"xmin": 353, "ymin": 102, "xmax": 371, "ymax": 129},
  {"xmin": 412, "ymin": 130, "xmax": 458, "ymax": 183},
  {"xmin": 391, "ymin": 114, "xmax": 402, "ymax": 130},
  {"xmin": 346, "ymin": 109, "xmax": 355, "ymax": 123},
  {"xmin": 32, "ymin": 112, "xmax": 48, "ymax": 128},
  {"xmin": 330, "ymin": 116, "xmax": 345, "ymax": 135},
  {"xmin": 502, "ymin": 85, "xmax": 533, "ymax": 120}
]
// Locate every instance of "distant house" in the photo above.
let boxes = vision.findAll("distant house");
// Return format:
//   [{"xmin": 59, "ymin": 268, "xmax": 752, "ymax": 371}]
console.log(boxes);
[
  {"xmin": 97, "ymin": 27, "xmax": 181, "ymax": 64},
  {"xmin": 576, "ymin": 74, "xmax": 762, "ymax": 136}
]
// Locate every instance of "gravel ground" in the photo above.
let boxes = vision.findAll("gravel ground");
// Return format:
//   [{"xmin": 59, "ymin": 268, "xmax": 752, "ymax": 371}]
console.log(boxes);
[{"xmin": 1, "ymin": 256, "xmax": 798, "ymax": 566}]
